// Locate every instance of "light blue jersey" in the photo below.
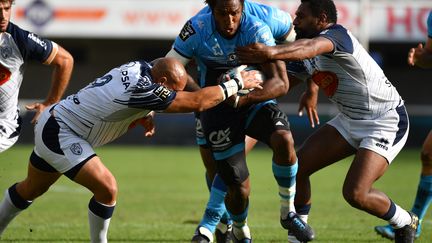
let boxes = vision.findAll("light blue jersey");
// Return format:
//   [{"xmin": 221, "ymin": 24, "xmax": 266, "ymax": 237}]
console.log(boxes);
[
  {"xmin": 428, "ymin": 11, "xmax": 432, "ymax": 38},
  {"xmin": 198, "ymin": 0, "xmax": 292, "ymax": 41},
  {"xmin": 173, "ymin": 12, "xmax": 275, "ymax": 88}
]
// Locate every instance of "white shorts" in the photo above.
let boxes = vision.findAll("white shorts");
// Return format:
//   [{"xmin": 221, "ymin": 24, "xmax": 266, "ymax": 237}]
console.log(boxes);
[
  {"xmin": 32, "ymin": 106, "xmax": 96, "ymax": 175},
  {"xmin": 327, "ymin": 104, "xmax": 409, "ymax": 163}
]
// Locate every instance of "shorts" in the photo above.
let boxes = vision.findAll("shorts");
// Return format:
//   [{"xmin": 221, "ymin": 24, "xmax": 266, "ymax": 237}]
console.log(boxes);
[
  {"xmin": 201, "ymin": 101, "xmax": 290, "ymax": 184},
  {"xmin": 32, "ymin": 106, "xmax": 96, "ymax": 176},
  {"xmin": 328, "ymin": 104, "xmax": 409, "ymax": 163}
]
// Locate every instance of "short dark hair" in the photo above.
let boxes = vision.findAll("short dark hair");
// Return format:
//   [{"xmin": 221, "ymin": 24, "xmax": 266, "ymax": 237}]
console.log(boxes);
[
  {"xmin": 205, "ymin": 0, "xmax": 245, "ymax": 10},
  {"xmin": 301, "ymin": 0, "xmax": 338, "ymax": 23}
]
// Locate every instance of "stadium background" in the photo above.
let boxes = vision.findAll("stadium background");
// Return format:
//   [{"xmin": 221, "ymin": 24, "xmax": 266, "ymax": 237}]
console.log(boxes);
[{"xmin": 12, "ymin": 0, "xmax": 432, "ymax": 148}]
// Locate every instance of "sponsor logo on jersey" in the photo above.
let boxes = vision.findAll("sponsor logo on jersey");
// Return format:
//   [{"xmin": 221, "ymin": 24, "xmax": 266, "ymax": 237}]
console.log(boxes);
[
  {"xmin": 70, "ymin": 143, "xmax": 83, "ymax": 155},
  {"xmin": 209, "ymin": 128, "xmax": 231, "ymax": 151},
  {"xmin": 27, "ymin": 33, "xmax": 48, "ymax": 50},
  {"xmin": 153, "ymin": 86, "xmax": 172, "ymax": 100},
  {"xmin": 0, "ymin": 64, "xmax": 12, "ymax": 86},
  {"xmin": 0, "ymin": 46, "xmax": 12, "ymax": 59},
  {"xmin": 311, "ymin": 70, "xmax": 339, "ymax": 97},
  {"xmin": 227, "ymin": 53, "xmax": 238, "ymax": 66},
  {"xmin": 179, "ymin": 20, "xmax": 196, "ymax": 41}
]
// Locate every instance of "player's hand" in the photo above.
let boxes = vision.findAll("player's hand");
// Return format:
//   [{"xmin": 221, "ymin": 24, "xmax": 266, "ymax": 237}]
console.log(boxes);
[
  {"xmin": 407, "ymin": 43, "xmax": 423, "ymax": 66},
  {"xmin": 236, "ymin": 43, "xmax": 273, "ymax": 64},
  {"xmin": 298, "ymin": 89, "xmax": 320, "ymax": 128},
  {"xmin": 129, "ymin": 113, "xmax": 156, "ymax": 137},
  {"xmin": 25, "ymin": 102, "xmax": 49, "ymax": 125},
  {"xmin": 240, "ymin": 68, "xmax": 263, "ymax": 90}
]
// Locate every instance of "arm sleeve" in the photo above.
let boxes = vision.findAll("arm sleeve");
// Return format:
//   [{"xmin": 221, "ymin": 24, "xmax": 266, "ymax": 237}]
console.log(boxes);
[
  {"xmin": 319, "ymin": 25, "xmax": 353, "ymax": 54},
  {"xmin": 128, "ymin": 83, "xmax": 177, "ymax": 111},
  {"xmin": 8, "ymin": 23, "xmax": 54, "ymax": 63},
  {"xmin": 172, "ymin": 19, "xmax": 200, "ymax": 59}
]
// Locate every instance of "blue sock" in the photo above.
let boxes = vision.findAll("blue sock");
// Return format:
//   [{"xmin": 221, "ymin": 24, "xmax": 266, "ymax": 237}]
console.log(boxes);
[
  {"xmin": 200, "ymin": 174, "xmax": 228, "ymax": 233},
  {"xmin": 229, "ymin": 205, "xmax": 249, "ymax": 227},
  {"xmin": 411, "ymin": 175, "xmax": 432, "ymax": 220},
  {"xmin": 272, "ymin": 160, "xmax": 298, "ymax": 213}
]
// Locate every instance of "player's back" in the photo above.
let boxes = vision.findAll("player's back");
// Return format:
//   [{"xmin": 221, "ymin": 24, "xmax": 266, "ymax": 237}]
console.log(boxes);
[{"xmin": 54, "ymin": 61, "xmax": 171, "ymax": 146}]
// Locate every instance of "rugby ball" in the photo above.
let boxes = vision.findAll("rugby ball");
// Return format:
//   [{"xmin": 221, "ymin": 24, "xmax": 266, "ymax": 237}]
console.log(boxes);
[{"xmin": 224, "ymin": 65, "xmax": 265, "ymax": 96}]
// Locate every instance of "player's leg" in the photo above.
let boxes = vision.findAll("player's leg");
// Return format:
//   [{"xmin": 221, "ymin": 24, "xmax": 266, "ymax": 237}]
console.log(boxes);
[
  {"xmin": 72, "ymin": 156, "xmax": 117, "ymax": 243},
  {"xmin": 375, "ymin": 130, "xmax": 432, "ymax": 239},
  {"xmin": 0, "ymin": 155, "xmax": 61, "ymax": 236},
  {"xmin": 216, "ymin": 152, "xmax": 252, "ymax": 242},
  {"xmin": 344, "ymin": 148, "xmax": 418, "ymax": 242},
  {"xmin": 246, "ymin": 102, "xmax": 313, "ymax": 242}
]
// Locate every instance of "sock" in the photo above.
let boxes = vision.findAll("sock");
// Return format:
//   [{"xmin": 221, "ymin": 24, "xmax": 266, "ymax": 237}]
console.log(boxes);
[
  {"xmin": 199, "ymin": 174, "xmax": 227, "ymax": 233},
  {"xmin": 382, "ymin": 200, "xmax": 411, "ymax": 229},
  {"xmin": 411, "ymin": 175, "xmax": 432, "ymax": 222},
  {"xmin": 296, "ymin": 204, "xmax": 311, "ymax": 223},
  {"xmin": 205, "ymin": 173, "xmax": 232, "ymax": 226},
  {"xmin": 0, "ymin": 184, "xmax": 32, "ymax": 236},
  {"xmin": 88, "ymin": 197, "xmax": 115, "ymax": 243},
  {"xmin": 272, "ymin": 160, "xmax": 298, "ymax": 219},
  {"xmin": 230, "ymin": 206, "xmax": 250, "ymax": 240}
]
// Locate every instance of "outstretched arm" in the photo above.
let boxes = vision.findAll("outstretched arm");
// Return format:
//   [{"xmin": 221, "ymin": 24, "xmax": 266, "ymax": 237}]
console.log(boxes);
[
  {"xmin": 407, "ymin": 37, "xmax": 432, "ymax": 68},
  {"xmin": 165, "ymin": 70, "xmax": 262, "ymax": 113},
  {"xmin": 26, "ymin": 45, "xmax": 74, "ymax": 123},
  {"xmin": 236, "ymin": 37, "xmax": 334, "ymax": 63}
]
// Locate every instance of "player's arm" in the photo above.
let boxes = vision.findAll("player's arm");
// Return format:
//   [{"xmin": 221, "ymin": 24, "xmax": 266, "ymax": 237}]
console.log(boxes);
[
  {"xmin": 26, "ymin": 44, "xmax": 74, "ymax": 123},
  {"xmin": 408, "ymin": 37, "xmax": 432, "ymax": 68},
  {"xmin": 165, "ymin": 71, "xmax": 262, "ymax": 113},
  {"xmin": 235, "ymin": 60, "xmax": 288, "ymax": 108},
  {"xmin": 236, "ymin": 37, "xmax": 334, "ymax": 63}
]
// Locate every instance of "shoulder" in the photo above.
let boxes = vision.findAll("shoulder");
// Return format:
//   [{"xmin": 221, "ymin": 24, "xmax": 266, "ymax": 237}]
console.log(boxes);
[
  {"xmin": 178, "ymin": 14, "xmax": 211, "ymax": 42},
  {"xmin": 319, "ymin": 24, "xmax": 353, "ymax": 54},
  {"xmin": 241, "ymin": 15, "xmax": 275, "ymax": 44}
]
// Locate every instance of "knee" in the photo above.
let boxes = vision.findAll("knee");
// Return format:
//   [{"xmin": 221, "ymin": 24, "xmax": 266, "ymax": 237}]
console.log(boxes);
[
  {"xmin": 95, "ymin": 178, "xmax": 118, "ymax": 204},
  {"xmin": 16, "ymin": 181, "xmax": 49, "ymax": 201},
  {"xmin": 271, "ymin": 130, "xmax": 296, "ymax": 161},
  {"xmin": 342, "ymin": 186, "xmax": 367, "ymax": 209},
  {"xmin": 228, "ymin": 182, "xmax": 250, "ymax": 202}
]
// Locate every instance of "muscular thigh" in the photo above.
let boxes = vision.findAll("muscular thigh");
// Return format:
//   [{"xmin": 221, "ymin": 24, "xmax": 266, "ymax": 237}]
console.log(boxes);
[
  {"xmin": 297, "ymin": 124, "xmax": 356, "ymax": 175},
  {"xmin": 246, "ymin": 102, "xmax": 290, "ymax": 145}
]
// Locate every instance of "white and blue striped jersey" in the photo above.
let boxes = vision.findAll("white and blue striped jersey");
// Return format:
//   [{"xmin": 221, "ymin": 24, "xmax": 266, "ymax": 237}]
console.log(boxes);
[
  {"xmin": 173, "ymin": 12, "xmax": 275, "ymax": 88},
  {"xmin": 53, "ymin": 61, "xmax": 176, "ymax": 147},
  {"xmin": 290, "ymin": 24, "xmax": 401, "ymax": 120},
  {"xmin": 0, "ymin": 22, "xmax": 57, "ymax": 137},
  {"xmin": 198, "ymin": 0, "xmax": 292, "ymax": 41}
]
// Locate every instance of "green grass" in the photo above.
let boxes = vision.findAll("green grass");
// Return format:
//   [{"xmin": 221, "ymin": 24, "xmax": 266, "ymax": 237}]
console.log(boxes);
[{"xmin": 0, "ymin": 145, "xmax": 430, "ymax": 242}]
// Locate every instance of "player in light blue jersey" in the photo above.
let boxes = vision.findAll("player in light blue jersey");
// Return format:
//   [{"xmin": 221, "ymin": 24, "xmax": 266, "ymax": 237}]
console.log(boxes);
[
  {"xmin": 189, "ymin": 1, "xmax": 300, "ymax": 242},
  {"xmin": 0, "ymin": 57, "xmax": 262, "ymax": 242},
  {"xmin": 0, "ymin": 0, "xmax": 73, "ymax": 153},
  {"xmin": 375, "ymin": 10, "xmax": 432, "ymax": 241},
  {"xmin": 166, "ymin": 0, "xmax": 314, "ymax": 242},
  {"xmin": 198, "ymin": 0, "xmax": 296, "ymax": 43},
  {"xmin": 237, "ymin": 0, "xmax": 418, "ymax": 242}
]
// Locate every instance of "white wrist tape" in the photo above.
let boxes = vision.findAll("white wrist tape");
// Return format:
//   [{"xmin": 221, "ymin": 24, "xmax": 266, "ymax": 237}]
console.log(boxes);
[{"xmin": 219, "ymin": 79, "xmax": 240, "ymax": 100}]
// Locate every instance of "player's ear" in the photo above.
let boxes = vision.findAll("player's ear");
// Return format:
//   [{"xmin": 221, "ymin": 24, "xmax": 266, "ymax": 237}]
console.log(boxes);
[{"xmin": 158, "ymin": 76, "xmax": 168, "ymax": 86}]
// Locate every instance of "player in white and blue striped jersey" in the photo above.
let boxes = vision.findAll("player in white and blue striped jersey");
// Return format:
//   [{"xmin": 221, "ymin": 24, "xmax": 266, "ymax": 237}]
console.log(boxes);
[
  {"xmin": 0, "ymin": 57, "xmax": 262, "ymax": 242},
  {"xmin": 0, "ymin": 0, "xmax": 73, "ymax": 153},
  {"xmin": 237, "ymin": 0, "xmax": 417, "ymax": 242}
]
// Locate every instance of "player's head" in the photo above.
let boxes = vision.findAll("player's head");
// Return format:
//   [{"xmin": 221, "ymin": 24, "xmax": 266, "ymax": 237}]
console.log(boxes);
[
  {"xmin": 151, "ymin": 57, "xmax": 188, "ymax": 91},
  {"xmin": 293, "ymin": 0, "xmax": 338, "ymax": 39},
  {"xmin": 0, "ymin": 0, "xmax": 14, "ymax": 32},
  {"xmin": 205, "ymin": 0, "xmax": 245, "ymax": 39}
]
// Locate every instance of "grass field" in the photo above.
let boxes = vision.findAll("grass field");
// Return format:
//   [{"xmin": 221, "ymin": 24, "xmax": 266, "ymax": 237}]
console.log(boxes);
[{"xmin": 0, "ymin": 145, "xmax": 430, "ymax": 242}]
